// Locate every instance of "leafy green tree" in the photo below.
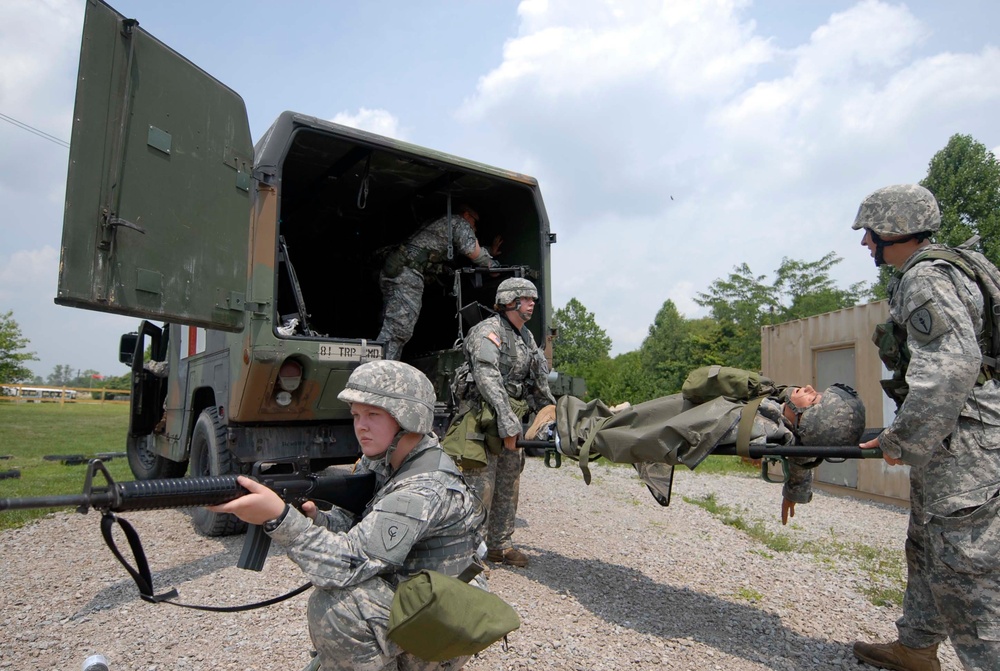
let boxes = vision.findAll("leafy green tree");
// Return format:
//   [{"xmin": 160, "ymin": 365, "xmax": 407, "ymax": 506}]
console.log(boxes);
[
  {"xmin": 640, "ymin": 300, "xmax": 715, "ymax": 396},
  {"xmin": 921, "ymin": 133, "xmax": 1000, "ymax": 265},
  {"xmin": 586, "ymin": 351, "xmax": 657, "ymax": 405},
  {"xmin": 696, "ymin": 254, "xmax": 867, "ymax": 371},
  {"xmin": 552, "ymin": 298, "xmax": 612, "ymax": 374},
  {"xmin": 0, "ymin": 311, "xmax": 38, "ymax": 383},
  {"xmin": 774, "ymin": 254, "xmax": 871, "ymax": 321},
  {"xmin": 47, "ymin": 364, "xmax": 74, "ymax": 386}
]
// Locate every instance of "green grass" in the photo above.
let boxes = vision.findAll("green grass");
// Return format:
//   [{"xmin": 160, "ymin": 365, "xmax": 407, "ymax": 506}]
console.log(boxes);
[
  {"xmin": 683, "ymin": 492, "xmax": 906, "ymax": 607},
  {"xmin": 690, "ymin": 455, "xmax": 759, "ymax": 477},
  {"xmin": 0, "ymin": 402, "xmax": 132, "ymax": 530}
]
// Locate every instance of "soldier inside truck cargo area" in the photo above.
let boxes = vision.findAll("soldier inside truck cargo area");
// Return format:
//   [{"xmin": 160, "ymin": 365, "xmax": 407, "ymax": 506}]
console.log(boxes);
[
  {"xmin": 443, "ymin": 277, "xmax": 556, "ymax": 568},
  {"xmin": 208, "ymin": 360, "xmax": 489, "ymax": 671},
  {"xmin": 849, "ymin": 184, "xmax": 1000, "ymax": 671},
  {"xmin": 376, "ymin": 204, "xmax": 503, "ymax": 360},
  {"xmin": 537, "ymin": 366, "xmax": 866, "ymax": 524}
]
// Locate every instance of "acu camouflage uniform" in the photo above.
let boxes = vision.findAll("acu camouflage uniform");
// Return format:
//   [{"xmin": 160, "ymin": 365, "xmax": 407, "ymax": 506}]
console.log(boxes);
[
  {"xmin": 455, "ymin": 312, "xmax": 555, "ymax": 555},
  {"xmin": 876, "ymin": 248, "xmax": 1000, "ymax": 667},
  {"xmin": 376, "ymin": 213, "xmax": 493, "ymax": 360},
  {"xmin": 268, "ymin": 359, "xmax": 486, "ymax": 671},
  {"xmin": 856, "ymin": 184, "xmax": 1000, "ymax": 669}
]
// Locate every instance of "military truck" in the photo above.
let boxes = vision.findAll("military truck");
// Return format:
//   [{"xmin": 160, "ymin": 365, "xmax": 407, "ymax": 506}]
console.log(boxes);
[{"xmin": 56, "ymin": 0, "xmax": 555, "ymax": 535}]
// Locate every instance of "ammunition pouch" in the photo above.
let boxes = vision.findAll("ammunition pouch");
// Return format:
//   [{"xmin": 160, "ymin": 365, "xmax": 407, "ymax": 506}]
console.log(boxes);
[
  {"xmin": 387, "ymin": 570, "xmax": 520, "ymax": 662},
  {"xmin": 441, "ymin": 408, "xmax": 489, "ymax": 470},
  {"xmin": 441, "ymin": 398, "xmax": 529, "ymax": 468},
  {"xmin": 383, "ymin": 245, "xmax": 433, "ymax": 279},
  {"xmin": 879, "ymin": 377, "xmax": 909, "ymax": 409}
]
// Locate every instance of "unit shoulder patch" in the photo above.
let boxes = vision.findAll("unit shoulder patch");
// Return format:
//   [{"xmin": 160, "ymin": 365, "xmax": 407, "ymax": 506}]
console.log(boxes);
[
  {"xmin": 367, "ymin": 512, "xmax": 417, "ymax": 565},
  {"xmin": 905, "ymin": 299, "xmax": 949, "ymax": 345}
]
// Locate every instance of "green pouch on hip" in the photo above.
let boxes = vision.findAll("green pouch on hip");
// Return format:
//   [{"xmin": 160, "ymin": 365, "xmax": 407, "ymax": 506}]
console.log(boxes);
[
  {"xmin": 441, "ymin": 411, "xmax": 489, "ymax": 469},
  {"xmin": 387, "ymin": 570, "xmax": 520, "ymax": 661}
]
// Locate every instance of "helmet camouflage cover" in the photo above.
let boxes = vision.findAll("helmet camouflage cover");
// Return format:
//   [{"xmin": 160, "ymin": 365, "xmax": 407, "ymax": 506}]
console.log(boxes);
[
  {"xmin": 851, "ymin": 184, "xmax": 941, "ymax": 237},
  {"xmin": 337, "ymin": 360, "xmax": 436, "ymax": 434},
  {"xmin": 796, "ymin": 383, "xmax": 866, "ymax": 447},
  {"xmin": 496, "ymin": 277, "xmax": 538, "ymax": 306}
]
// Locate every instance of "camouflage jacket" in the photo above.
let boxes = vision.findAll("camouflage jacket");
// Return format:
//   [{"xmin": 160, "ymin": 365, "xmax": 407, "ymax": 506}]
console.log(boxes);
[
  {"xmin": 879, "ymin": 246, "xmax": 1000, "ymax": 518},
  {"xmin": 267, "ymin": 435, "xmax": 485, "ymax": 587},
  {"xmin": 459, "ymin": 313, "xmax": 556, "ymax": 438},
  {"xmin": 402, "ymin": 213, "xmax": 480, "ymax": 270}
]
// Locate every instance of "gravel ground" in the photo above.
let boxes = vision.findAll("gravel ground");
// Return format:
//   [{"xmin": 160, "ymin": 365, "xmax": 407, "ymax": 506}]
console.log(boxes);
[{"xmin": 0, "ymin": 458, "xmax": 961, "ymax": 671}]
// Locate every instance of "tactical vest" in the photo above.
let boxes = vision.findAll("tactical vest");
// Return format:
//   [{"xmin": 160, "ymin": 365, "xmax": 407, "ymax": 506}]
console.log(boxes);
[
  {"xmin": 454, "ymin": 316, "xmax": 533, "ymax": 403},
  {"xmin": 380, "ymin": 445, "xmax": 482, "ymax": 579},
  {"xmin": 875, "ymin": 241, "xmax": 1000, "ymax": 406}
]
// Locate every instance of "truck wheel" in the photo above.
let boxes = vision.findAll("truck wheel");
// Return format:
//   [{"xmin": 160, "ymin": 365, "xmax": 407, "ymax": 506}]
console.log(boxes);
[
  {"xmin": 188, "ymin": 408, "xmax": 246, "ymax": 537},
  {"xmin": 126, "ymin": 434, "xmax": 187, "ymax": 480}
]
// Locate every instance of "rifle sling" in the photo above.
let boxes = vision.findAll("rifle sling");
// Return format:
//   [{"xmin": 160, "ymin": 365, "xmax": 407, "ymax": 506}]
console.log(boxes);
[{"xmin": 100, "ymin": 512, "xmax": 312, "ymax": 612}]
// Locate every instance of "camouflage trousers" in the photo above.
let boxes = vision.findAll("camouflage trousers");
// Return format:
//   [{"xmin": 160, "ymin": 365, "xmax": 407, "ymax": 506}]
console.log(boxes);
[
  {"xmin": 305, "ymin": 576, "xmax": 472, "ymax": 671},
  {"xmin": 897, "ymin": 464, "xmax": 1000, "ymax": 670},
  {"xmin": 376, "ymin": 268, "xmax": 424, "ymax": 361},
  {"xmin": 463, "ymin": 447, "xmax": 524, "ymax": 552}
]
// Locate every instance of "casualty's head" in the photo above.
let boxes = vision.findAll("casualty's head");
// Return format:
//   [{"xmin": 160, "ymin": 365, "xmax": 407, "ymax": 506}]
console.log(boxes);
[
  {"xmin": 495, "ymin": 277, "xmax": 538, "ymax": 323},
  {"xmin": 790, "ymin": 383, "xmax": 866, "ymax": 447},
  {"xmin": 337, "ymin": 360, "xmax": 435, "ymax": 460},
  {"xmin": 852, "ymin": 184, "xmax": 940, "ymax": 267}
]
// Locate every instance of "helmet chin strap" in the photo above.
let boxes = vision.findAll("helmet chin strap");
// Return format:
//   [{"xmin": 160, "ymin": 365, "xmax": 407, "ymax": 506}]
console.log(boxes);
[
  {"xmin": 504, "ymin": 298, "xmax": 532, "ymax": 322},
  {"xmin": 369, "ymin": 429, "xmax": 408, "ymax": 474},
  {"xmin": 868, "ymin": 229, "xmax": 933, "ymax": 266}
]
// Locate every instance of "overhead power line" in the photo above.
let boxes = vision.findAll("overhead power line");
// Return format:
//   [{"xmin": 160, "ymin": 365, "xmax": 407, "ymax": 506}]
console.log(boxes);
[{"xmin": 0, "ymin": 111, "xmax": 70, "ymax": 148}]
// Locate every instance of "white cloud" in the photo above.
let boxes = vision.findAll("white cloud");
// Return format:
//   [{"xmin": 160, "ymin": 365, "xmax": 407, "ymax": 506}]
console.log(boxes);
[
  {"xmin": 0, "ymin": 247, "xmax": 58, "ymax": 300},
  {"xmin": 330, "ymin": 108, "xmax": 407, "ymax": 140}
]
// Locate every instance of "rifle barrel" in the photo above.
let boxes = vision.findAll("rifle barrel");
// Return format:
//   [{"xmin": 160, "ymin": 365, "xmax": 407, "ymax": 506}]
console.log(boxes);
[{"xmin": 0, "ymin": 475, "xmax": 248, "ymax": 513}]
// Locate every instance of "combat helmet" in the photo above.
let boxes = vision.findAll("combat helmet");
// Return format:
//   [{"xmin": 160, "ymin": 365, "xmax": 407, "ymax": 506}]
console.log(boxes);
[
  {"xmin": 337, "ymin": 360, "xmax": 436, "ymax": 434},
  {"xmin": 851, "ymin": 184, "xmax": 941, "ymax": 237},
  {"xmin": 796, "ymin": 383, "xmax": 866, "ymax": 447},
  {"xmin": 496, "ymin": 277, "xmax": 538, "ymax": 306}
]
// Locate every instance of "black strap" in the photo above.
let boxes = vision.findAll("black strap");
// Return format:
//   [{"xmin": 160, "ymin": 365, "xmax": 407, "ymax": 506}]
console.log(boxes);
[{"xmin": 100, "ymin": 512, "xmax": 312, "ymax": 612}]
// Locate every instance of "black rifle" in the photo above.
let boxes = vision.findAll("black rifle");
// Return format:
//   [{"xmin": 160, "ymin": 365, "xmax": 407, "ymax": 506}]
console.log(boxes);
[{"xmin": 0, "ymin": 458, "xmax": 376, "ymax": 572}]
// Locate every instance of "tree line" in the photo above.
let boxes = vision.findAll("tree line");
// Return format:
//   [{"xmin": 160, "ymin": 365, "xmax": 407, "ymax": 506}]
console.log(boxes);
[{"xmin": 552, "ymin": 134, "xmax": 1000, "ymax": 404}]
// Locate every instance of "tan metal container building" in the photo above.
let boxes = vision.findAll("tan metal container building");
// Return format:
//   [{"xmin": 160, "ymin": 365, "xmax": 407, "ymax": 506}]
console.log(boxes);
[{"xmin": 761, "ymin": 301, "xmax": 909, "ymax": 504}]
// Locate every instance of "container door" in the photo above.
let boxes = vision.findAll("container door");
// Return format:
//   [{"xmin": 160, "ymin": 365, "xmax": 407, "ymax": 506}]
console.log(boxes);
[{"xmin": 56, "ymin": 0, "xmax": 252, "ymax": 332}]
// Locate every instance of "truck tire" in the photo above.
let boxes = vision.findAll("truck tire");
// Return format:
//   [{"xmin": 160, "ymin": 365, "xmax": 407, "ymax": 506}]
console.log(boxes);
[
  {"xmin": 126, "ymin": 434, "xmax": 187, "ymax": 480},
  {"xmin": 188, "ymin": 408, "xmax": 246, "ymax": 537}
]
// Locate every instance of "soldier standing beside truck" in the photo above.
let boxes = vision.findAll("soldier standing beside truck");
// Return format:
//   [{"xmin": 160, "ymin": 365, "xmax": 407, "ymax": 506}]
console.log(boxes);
[
  {"xmin": 445, "ymin": 278, "xmax": 555, "ymax": 568},
  {"xmin": 376, "ymin": 204, "xmax": 501, "ymax": 360}
]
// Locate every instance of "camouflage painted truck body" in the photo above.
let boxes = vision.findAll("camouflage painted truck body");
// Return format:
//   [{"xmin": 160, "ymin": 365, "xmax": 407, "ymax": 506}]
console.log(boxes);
[{"xmin": 56, "ymin": 0, "xmax": 554, "ymax": 534}]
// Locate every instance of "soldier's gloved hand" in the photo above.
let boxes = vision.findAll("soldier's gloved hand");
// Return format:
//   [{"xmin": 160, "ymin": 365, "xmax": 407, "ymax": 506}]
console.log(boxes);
[
  {"xmin": 781, "ymin": 497, "xmax": 796, "ymax": 525},
  {"xmin": 503, "ymin": 434, "xmax": 519, "ymax": 451}
]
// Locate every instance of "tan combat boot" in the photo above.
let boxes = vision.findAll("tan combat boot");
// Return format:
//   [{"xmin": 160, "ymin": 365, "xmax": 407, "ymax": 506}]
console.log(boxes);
[
  {"xmin": 853, "ymin": 640, "xmax": 940, "ymax": 671},
  {"xmin": 486, "ymin": 547, "xmax": 529, "ymax": 567}
]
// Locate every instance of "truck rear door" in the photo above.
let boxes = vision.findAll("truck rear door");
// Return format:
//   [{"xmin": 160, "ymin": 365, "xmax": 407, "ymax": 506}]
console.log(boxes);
[{"xmin": 56, "ymin": 0, "xmax": 252, "ymax": 332}]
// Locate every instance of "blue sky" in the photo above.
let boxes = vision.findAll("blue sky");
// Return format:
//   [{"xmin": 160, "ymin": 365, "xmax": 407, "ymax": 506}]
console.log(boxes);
[{"xmin": 2, "ymin": 0, "xmax": 999, "ymax": 380}]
